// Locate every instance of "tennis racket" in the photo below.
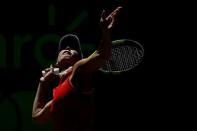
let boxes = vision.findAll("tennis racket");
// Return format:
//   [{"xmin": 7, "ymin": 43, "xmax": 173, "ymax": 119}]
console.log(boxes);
[{"xmin": 99, "ymin": 39, "xmax": 144, "ymax": 73}]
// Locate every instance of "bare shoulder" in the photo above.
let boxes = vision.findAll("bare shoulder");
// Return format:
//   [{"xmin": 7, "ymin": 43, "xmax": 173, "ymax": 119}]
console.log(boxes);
[
  {"xmin": 69, "ymin": 58, "xmax": 94, "ymax": 89},
  {"xmin": 72, "ymin": 58, "xmax": 93, "ymax": 74},
  {"xmin": 73, "ymin": 51, "xmax": 105, "ymax": 74}
]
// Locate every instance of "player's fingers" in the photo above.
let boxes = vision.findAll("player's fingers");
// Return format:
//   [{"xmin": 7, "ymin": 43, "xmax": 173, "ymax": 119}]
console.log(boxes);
[
  {"xmin": 111, "ymin": 6, "xmax": 122, "ymax": 17},
  {"xmin": 108, "ymin": 18, "xmax": 114, "ymax": 29},
  {"xmin": 101, "ymin": 10, "xmax": 106, "ymax": 20}
]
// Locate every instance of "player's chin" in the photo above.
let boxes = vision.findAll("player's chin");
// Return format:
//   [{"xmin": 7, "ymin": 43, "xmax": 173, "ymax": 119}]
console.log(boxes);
[{"xmin": 62, "ymin": 57, "xmax": 76, "ymax": 65}]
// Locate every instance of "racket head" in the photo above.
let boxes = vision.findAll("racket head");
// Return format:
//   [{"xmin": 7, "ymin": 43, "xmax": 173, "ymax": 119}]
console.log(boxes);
[{"xmin": 99, "ymin": 39, "xmax": 144, "ymax": 74}]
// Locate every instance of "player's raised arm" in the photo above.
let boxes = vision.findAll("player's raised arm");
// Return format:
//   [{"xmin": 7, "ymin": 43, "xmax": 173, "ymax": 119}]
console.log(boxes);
[{"xmin": 69, "ymin": 7, "xmax": 122, "ymax": 89}]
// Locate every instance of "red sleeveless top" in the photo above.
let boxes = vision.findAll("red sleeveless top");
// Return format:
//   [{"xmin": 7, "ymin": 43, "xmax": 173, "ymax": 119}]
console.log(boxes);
[{"xmin": 50, "ymin": 73, "xmax": 94, "ymax": 131}]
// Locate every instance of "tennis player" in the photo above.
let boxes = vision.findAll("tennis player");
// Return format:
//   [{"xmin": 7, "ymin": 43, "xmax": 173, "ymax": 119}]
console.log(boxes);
[{"xmin": 32, "ymin": 6, "xmax": 122, "ymax": 131}]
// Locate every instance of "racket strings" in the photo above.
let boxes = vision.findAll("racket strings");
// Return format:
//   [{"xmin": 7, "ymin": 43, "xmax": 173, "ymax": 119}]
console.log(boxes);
[{"xmin": 101, "ymin": 46, "xmax": 143, "ymax": 72}]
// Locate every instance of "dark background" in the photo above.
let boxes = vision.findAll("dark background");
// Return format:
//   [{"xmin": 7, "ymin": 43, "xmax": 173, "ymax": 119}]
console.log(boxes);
[{"xmin": 0, "ymin": 0, "xmax": 189, "ymax": 130}]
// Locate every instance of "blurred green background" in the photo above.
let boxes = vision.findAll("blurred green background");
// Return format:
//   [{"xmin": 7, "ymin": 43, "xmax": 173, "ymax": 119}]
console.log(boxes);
[{"xmin": 0, "ymin": 0, "xmax": 152, "ymax": 130}]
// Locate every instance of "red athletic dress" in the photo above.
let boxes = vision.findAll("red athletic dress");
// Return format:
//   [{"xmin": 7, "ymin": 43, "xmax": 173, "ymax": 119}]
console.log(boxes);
[{"xmin": 50, "ymin": 73, "xmax": 94, "ymax": 131}]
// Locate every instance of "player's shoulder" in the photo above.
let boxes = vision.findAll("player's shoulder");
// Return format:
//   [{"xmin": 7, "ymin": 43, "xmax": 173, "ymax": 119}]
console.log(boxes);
[{"xmin": 73, "ymin": 58, "xmax": 90, "ymax": 71}]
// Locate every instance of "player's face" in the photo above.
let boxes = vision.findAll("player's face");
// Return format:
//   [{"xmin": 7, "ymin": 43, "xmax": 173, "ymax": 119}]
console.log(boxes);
[{"xmin": 57, "ymin": 46, "xmax": 80, "ymax": 68}]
